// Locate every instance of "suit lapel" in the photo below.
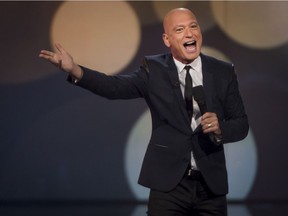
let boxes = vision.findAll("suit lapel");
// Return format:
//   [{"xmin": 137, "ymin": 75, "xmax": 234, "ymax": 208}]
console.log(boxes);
[
  {"xmin": 201, "ymin": 54, "xmax": 214, "ymax": 113},
  {"xmin": 165, "ymin": 55, "xmax": 192, "ymax": 127}
]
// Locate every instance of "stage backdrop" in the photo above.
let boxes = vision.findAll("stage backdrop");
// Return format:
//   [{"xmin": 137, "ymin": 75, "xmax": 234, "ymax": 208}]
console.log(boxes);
[{"xmin": 1, "ymin": 1, "xmax": 288, "ymax": 203}]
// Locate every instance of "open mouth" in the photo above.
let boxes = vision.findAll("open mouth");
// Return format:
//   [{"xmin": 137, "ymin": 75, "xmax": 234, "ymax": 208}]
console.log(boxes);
[{"xmin": 183, "ymin": 40, "xmax": 196, "ymax": 52}]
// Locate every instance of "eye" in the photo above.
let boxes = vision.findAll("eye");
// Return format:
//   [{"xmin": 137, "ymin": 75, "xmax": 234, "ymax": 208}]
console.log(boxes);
[
  {"xmin": 191, "ymin": 23, "xmax": 198, "ymax": 29},
  {"xmin": 175, "ymin": 27, "xmax": 184, "ymax": 33}
]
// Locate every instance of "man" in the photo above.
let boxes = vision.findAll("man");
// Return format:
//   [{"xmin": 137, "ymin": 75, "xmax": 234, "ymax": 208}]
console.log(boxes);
[{"xmin": 40, "ymin": 8, "xmax": 248, "ymax": 216}]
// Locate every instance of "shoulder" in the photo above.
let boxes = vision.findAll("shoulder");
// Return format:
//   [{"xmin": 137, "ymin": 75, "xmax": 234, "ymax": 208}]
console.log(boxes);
[
  {"xmin": 141, "ymin": 53, "xmax": 174, "ymax": 73},
  {"xmin": 201, "ymin": 53, "xmax": 236, "ymax": 80},
  {"xmin": 201, "ymin": 53, "xmax": 233, "ymax": 69},
  {"xmin": 144, "ymin": 53, "xmax": 172, "ymax": 65}
]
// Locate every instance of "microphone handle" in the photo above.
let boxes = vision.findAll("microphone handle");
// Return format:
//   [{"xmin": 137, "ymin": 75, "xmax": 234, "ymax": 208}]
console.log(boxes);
[{"xmin": 198, "ymin": 102, "xmax": 221, "ymax": 145}]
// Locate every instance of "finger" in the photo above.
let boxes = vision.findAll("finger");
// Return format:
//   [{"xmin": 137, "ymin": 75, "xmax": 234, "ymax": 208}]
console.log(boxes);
[
  {"xmin": 203, "ymin": 123, "xmax": 215, "ymax": 134},
  {"xmin": 201, "ymin": 117, "xmax": 213, "ymax": 127},
  {"xmin": 204, "ymin": 120, "xmax": 221, "ymax": 133},
  {"xmin": 39, "ymin": 50, "xmax": 55, "ymax": 57},
  {"xmin": 39, "ymin": 50, "xmax": 61, "ymax": 66},
  {"xmin": 202, "ymin": 112, "xmax": 216, "ymax": 120},
  {"xmin": 205, "ymin": 122, "xmax": 214, "ymax": 130},
  {"xmin": 39, "ymin": 52, "xmax": 52, "ymax": 61},
  {"xmin": 55, "ymin": 43, "xmax": 65, "ymax": 54},
  {"xmin": 39, "ymin": 50, "xmax": 59, "ymax": 63}
]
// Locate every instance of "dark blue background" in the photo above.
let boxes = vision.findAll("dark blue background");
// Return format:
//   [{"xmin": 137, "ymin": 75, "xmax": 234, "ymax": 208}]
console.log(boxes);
[{"xmin": 1, "ymin": 1, "xmax": 287, "ymax": 202}]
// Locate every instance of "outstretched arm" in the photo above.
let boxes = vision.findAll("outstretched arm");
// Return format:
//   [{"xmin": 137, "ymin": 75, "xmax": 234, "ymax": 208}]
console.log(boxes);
[{"xmin": 39, "ymin": 43, "xmax": 83, "ymax": 80}]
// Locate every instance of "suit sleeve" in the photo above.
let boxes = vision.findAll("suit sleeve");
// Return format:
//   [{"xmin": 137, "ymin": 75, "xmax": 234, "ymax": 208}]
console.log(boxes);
[
  {"xmin": 67, "ymin": 63, "xmax": 149, "ymax": 100},
  {"xmin": 219, "ymin": 66, "xmax": 249, "ymax": 144}
]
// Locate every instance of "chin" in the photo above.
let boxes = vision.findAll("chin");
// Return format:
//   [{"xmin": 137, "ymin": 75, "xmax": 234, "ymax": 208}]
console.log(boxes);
[{"xmin": 185, "ymin": 55, "xmax": 198, "ymax": 62}]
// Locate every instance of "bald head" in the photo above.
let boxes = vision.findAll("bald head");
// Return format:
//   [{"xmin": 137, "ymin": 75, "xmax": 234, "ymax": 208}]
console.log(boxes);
[
  {"xmin": 162, "ymin": 8, "xmax": 202, "ymax": 64},
  {"xmin": 163, "ymin": 8, "xmax": 197, "ymax": 34}
]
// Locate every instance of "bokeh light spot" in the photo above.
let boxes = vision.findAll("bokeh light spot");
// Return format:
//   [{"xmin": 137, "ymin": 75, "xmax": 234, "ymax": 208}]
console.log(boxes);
[
  {"xmin": 153, "ymin": 1, "xmax": 188, "ymax": 22},
  {"xmin": 201, "ymin": 46, "xmax": 231, "ymax": 63},
  {"xmin": 51, "ymin": 1, "xmax": 141, "ymax": 75},
  {"xmin": 211, "ymin": 1, "xmax": 288, "ymax": 49}
]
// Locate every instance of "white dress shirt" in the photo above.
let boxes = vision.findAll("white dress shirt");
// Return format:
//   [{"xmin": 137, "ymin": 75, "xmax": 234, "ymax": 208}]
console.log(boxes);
[{"xmin": 173, "ymin": 56, "xmax": 203, "ymax": 170}]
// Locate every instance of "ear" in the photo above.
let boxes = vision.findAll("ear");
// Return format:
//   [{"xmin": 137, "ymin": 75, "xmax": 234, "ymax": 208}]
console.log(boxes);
[{"xmin": 162, "ymin": 33, "xmax": 171, "ymax": 48}]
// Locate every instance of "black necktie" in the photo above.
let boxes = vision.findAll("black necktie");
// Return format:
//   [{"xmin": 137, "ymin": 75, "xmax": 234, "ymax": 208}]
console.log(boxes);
[{"xmin": 184, "ymin": 65, "xmax": 193, "ymax": 121}]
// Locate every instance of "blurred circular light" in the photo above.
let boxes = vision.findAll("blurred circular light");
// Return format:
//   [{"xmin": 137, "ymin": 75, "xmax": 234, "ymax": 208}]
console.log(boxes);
[
  {"xmin": 201, "ymin": 46, "xmax": 231, "ymax": 63},
  {"xmin": 211, "ymin": 1, "xmax": 288, "ymax": 49},
  {"xmin": 153, "ymin": 1, "xmax": 188, "ymax": 22},
  {"xmin": 51, "ymin": 1, "xmax": 141, "ymax": 75}
]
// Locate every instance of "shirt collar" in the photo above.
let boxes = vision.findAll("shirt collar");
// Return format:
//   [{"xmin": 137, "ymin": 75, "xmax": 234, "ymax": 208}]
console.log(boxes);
[{"xmin": 173, "ymin": 55, "xmax": 202, "ymax": 74}]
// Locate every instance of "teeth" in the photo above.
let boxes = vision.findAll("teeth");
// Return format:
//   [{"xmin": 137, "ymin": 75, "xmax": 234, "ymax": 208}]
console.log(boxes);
[{"xmin": 184, "ymin": 41, "xmax": 195, "ymax": 46}]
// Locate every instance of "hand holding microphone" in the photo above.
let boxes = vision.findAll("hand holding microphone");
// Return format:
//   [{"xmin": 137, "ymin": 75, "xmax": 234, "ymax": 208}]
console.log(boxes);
[{"xmin": 193, "ymin": 85, "xmax": 222, "ymax": 144}]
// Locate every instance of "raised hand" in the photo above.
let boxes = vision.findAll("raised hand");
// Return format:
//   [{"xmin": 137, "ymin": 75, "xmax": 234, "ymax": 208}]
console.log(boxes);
[{"xmin": 39, "ymin": 43, "xmax": 83, "ymax": 79}]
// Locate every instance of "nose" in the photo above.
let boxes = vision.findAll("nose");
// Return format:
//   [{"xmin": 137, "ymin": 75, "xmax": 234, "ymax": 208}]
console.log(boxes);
[{"xmin": 185, "ymin": 28, "xmax": 193, "ymax": 37}]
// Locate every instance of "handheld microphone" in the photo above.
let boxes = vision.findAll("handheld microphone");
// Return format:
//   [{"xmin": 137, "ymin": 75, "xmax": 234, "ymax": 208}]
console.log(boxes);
[
  {"xmin": 193, "ymin": 85, "xmax": 207, "ymax": 114},
  {"xmin": 193, "ymin": 85, "xmax": 220, "ymax": 145}
]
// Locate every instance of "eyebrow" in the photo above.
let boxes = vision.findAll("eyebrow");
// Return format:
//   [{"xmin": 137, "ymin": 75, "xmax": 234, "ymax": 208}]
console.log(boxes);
[{"xmin": 173, "ymin": 21, "xmax": 198, "ymax": 29}]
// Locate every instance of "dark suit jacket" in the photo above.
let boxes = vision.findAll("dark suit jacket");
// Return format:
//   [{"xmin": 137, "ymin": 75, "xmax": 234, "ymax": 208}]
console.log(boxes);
[{"xmin": 71, "ymin": 53, "xmax": 249, "ymax": 195}]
